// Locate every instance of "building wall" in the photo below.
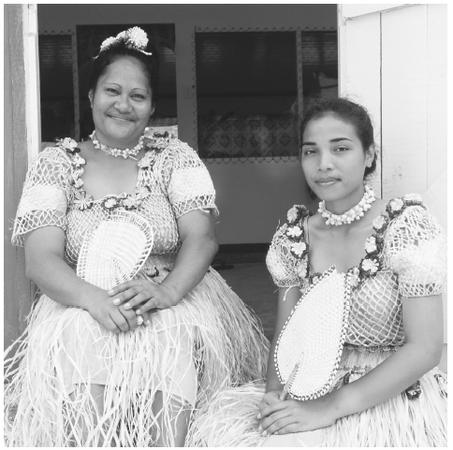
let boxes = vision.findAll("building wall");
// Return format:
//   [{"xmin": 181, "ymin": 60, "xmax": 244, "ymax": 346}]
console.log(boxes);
[{"xmin": 37, "ymin": 4, "xmax": 337, "ymax": 244}]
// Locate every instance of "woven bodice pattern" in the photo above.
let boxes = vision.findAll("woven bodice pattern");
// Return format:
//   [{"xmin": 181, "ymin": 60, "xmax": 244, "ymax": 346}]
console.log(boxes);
[
  {"xmin": 12, "ymin": 135, "xmax": 217, "ymax": 273},
  {"xmin": 266, "ymin": 202, "xmax": 445, "ymax": 350},
  {"xmin": 65, "ymin": 182, "xmax": 179, "ymax": 268}
]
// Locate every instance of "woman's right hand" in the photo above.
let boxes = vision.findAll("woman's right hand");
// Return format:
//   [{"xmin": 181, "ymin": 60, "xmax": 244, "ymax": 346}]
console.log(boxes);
[{"xmin": 82, "ymin": 284, "xmax": 143, "ymax": 333}]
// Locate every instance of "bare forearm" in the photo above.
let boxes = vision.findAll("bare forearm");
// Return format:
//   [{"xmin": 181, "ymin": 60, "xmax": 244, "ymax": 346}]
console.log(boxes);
[
  {"xmin": 161, "ymin": 235, "xmax": 218, "ymax": 302},
  {"xmin": 265, "ymin": 337, "xmax": 283, "ymax": 392},
  {"xmin": 26, "ymin": 252, "xmax": 92, "ymax": 310},
  {"xmin": 332, "ymin": 342, "xmax": 442, "ymax": 420}
]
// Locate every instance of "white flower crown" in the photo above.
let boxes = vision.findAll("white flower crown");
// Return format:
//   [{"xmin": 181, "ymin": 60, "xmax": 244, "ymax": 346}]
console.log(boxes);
[{"xmin": 95, "ymin": 26, "xmax": 153, "ymax": 58}]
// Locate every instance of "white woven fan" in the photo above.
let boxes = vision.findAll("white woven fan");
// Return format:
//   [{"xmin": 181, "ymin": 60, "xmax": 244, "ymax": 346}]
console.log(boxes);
[
  {"xmin": 77, "ymin": 210, "xmax": 154, "ymax": 290},
  {"xmin": 275, "ymin": 267, "xmax": 352, "ymax": 401}
]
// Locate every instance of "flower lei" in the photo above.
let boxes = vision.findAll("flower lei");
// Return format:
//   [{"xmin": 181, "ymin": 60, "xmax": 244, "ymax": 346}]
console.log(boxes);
[
  {"xmin": 283, "ymin": 193, "xmax": 425, "ymax": 290},
  {"xmin": 57, "ymin": 129, "xmax": 173, "ymax": 213},
  {"xmin": 96, "ymin": 26, "xmax": 152, "ymax": 58}
]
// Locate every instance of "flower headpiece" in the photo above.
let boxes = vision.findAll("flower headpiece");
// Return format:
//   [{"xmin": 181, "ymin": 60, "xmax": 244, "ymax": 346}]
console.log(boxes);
[{"xmin": 94, "ymin": 26, "xmax": 153, "ymax": 59}]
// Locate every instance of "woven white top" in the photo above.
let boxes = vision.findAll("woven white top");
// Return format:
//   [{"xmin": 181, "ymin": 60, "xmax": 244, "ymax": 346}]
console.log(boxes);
[
  {"xmin": 266, "ymin": 202, "xmax": 446, "ymax": 348},
  {"xmin": 12, "ymin": 136, "xmax": 217, "ymax": 275}
]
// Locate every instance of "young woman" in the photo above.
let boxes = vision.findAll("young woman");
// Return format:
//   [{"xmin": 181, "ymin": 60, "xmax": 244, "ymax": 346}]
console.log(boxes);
[
  {"xmin": 4, "ymin": 27, "xmax": 268, "ymax": 447},
  {"xmin": 188, "ymin": 98, "xmax": 447, "ymax": 447}
]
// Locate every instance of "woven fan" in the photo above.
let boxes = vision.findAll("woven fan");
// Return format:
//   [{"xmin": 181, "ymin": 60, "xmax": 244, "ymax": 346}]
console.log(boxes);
[
  {"xmin": 275, "ymin": 267, "xmax": 352, "ymax": 401},
  {"xmin": 77, "ymin": 210, "xmax": 154, "ymax": 290}
]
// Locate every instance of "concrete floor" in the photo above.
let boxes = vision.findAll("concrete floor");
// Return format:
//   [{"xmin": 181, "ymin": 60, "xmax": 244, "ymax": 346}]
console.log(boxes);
[{"xmin": 216, "ymin": 261, "xmax": 277, "ymax": 340}]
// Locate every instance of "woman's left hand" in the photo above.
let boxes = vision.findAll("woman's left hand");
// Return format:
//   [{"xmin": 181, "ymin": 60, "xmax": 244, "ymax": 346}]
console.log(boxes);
[
  {"xmin": 108, "ymin": 280, "xmax": 180, "ymax": 314},
  {"xmin": 258, "ymin": 394, "xmax": 338, "ymax": 436}
]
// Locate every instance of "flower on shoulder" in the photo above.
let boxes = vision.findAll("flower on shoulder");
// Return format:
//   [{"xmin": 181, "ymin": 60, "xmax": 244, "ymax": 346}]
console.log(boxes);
[
  {"xmin": 73, "ymin": 191, "xmax": 94, "ymax": 211},
  {"xmin": 72, "ymin": 176, "xmax": 84, "ymax": 189},
  {"xmin": 290, "ymin": 241, "xmax": 307, "ymax": 258},
  {"xmin": 137, "ymin": 153, "xmax": 152, "ymax": 169},
  {"xmin": 364, "ymin": 235, "xmax": 378, "ymax": 255},
  {"xmin": 287, "ymin": 206, "xmax": 300, "ymax": 224},
  {"xmin": 296, "ymin": 260, "xmax": 308, "ymax": 278},
  {"xmin": 372, "ymin": 215, "xmax": 388, "ymax": 233},
  {"xmin": 101, "ymin": 196, "xmax": 119, "ymax": 211},
  {"xmin": 387, "ymin": 198, "xmax": 404, "ymax": 218},
  {"xmin": 360, "ymin": 257, "xmax": 379, "ymax": 276},
  {"xmin": 59, "ymin": 137, "xmax": 79, "ymax": 153},
  {"xmin": 72, "ymin": 153, "xmax": 86, "ymax": 168},
  {"xmin": 286, "ymin": 225, "xmax": 303, "ymax": 239},
  {"xmin": 122, "ymin": 195, "xmax": 138, "ymax": 210}
]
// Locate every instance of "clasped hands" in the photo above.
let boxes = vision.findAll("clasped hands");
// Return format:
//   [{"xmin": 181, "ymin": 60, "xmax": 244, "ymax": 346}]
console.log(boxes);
[
  {"xmin": 86, "ymin": 280, "xmax": 179, "ymax": 334},
  {"xmin": 109, "ymin": 279, "xmax": 179, "ymax": 316},
  {"xmin": 256, "ymin": 390, "xmax": 338, "ymax": 437}
]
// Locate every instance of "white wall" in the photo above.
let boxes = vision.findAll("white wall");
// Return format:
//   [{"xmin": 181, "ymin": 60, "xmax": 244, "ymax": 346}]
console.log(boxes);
[{"xmin": 37, "ymin": 4, "xmax": 336, "ymax": 244}]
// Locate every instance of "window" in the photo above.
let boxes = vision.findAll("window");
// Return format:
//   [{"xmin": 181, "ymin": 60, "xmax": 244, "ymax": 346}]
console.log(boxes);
[
  {"xmin": 196, "ymin": 30, "xmax": 338, "ymax": 159},
  {"xmin": 39, "ymin": 34, "xmax": 74, "ymax": 141}
]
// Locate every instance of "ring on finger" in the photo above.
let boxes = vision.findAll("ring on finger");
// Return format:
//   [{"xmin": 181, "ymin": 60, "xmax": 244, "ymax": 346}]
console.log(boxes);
[{"xmin": 136, "ymin": 315, "xmax": 144, "ymax": 326}]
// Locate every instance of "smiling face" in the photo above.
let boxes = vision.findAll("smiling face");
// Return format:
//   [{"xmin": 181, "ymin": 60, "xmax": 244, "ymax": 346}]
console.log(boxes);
[
  {"xmin": 89, "ymin": 56, "xmax": 154, "ymax": 148},
  {"xmin": 301, "ymin": 113, "xmax": 374, "ymax": 213}
]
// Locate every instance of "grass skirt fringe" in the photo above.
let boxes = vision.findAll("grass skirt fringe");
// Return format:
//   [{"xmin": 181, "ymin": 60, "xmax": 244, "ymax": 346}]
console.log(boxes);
[
  {"xmin": 4, "ymin": 268, "xmax": 269, "ymax": 446},
  {"xmin": 187, "ymin": 347, "xmax": 447, "ymax": 447}
]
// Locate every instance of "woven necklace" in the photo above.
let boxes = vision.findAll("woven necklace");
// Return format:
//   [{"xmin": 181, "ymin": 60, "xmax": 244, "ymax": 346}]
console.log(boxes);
[
  {"xmin": 90, "ymin": 130, "xmax": 146, "ymax": 160},
  {"xmin": 318, "ymin": 184, "xmax": 376, "ymax": 226}
]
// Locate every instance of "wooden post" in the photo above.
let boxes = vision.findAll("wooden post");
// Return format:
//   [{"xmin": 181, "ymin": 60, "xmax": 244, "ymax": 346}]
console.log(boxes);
[{"xmin": 4, "ymin": 5, "xmax": 39, "ymax": 349}]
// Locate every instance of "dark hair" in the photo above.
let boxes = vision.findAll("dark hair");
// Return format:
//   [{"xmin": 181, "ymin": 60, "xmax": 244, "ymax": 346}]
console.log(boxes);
[
  {"xmin": 88, "ymin": 43, "xmax": 159, "ymax": 103},
  {"xmin": 300, "ymin": 97, "xmax": 377, "ymax": 178}
]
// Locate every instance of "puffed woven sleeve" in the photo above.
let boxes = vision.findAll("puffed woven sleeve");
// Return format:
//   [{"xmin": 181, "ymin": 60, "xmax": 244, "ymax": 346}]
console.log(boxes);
[
  {"xmin": 12, "ymin": 147, "xmax": 71, "ymax": 247},
  {"xmin": 159, "ymin": 139, "xmax": 218, "ymax": 218},
  {"xmin": 385, "ymin": 204, "xmax": 446, "ymax": 297},
  {"xmin": 266, "ymin": 223, "xmax": 306, "ymax": 288}
]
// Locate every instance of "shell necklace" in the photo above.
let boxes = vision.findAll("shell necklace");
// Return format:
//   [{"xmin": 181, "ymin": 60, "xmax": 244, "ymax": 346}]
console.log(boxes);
[
  {"xmin": 318, "ymin": 184, "xmax": 376, "ymax": 226},
  {"xmin": 89, "ymin": 129, "xmax": 147, "ymax": 160}
]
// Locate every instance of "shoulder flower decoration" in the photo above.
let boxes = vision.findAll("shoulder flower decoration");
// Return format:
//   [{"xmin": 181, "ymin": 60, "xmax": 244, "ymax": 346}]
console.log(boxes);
[
  {"xmin": 287, "ymin": 205, "xmax": 309, "ymax": 225},
  {"xmin": 387, "ymin": 198, "xmax": 404, "ymax": 218},
  {"xmin": 122, "ymin": 196, "xmax": 138, "ymax": 210},
  {"xmin": 359, "ymin": 257, "xmax": 380, "ymax": 277},
  {"xmin": 290, "ymin": 241, "xmax": 307, "ymax": 259},
  {"xmin": 73, "ymin": 190, "xmax": 94, "ymax": 211},
  {"xmin": 296, "ymin": 260, "xmax": 308, "ymax": 279},
  {"xmin": 71, "ymin": 174, "xmax": 84, "ymax": 189},
  {"xmin": 286, "ymin": 225, "xmax": 303, "ymax": 239},
  {"xmin": 58, "ymin": 137, "xmax": 80, "ymax": 154},
  {"xmin": 101, "ymin": 196, "xmax": 120, "ymax": 211},
  {"xmin": 372, "ymin": 215, "xmax": 388, "ymax": 234},
  {"xmin": 364, "ymin": 235, "xmax": 379, "ymax": 255}
]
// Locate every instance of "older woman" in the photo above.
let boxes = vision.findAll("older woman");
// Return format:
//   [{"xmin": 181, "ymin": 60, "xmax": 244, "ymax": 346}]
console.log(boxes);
[
  {"xmin": 4, "ymin": 27, "xmax": 268, "ymax": 447},
  {"xmin": 188, "ymin": 98, "xmax": 447, "ymax": 447}
]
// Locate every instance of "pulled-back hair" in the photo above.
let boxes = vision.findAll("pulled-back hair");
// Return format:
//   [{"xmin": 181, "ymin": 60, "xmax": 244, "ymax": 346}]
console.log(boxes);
[
  {"xmin": 300, "ymin": 98, "xmax": 377, "ymax": 178},
  {"xmin": 88, "ymin": 43, "xmax": 159, "ymax": 103}
]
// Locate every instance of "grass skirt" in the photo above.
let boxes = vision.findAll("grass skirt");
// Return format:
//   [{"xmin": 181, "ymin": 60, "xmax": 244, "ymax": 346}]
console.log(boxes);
[
  {"xmin": 4, "ymin": 268, "xmax": 269, "ymax": 446},
  {"xmin": 187, "ymin": 346, "xmax": 447, "ymax": 447}
]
